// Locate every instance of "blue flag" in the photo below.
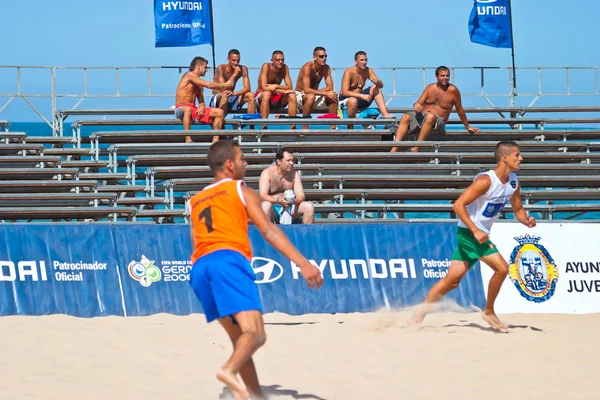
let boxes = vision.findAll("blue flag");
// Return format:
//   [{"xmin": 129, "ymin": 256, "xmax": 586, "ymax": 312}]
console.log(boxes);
[
  {"xmin": 468, "ymin": 0, "xmax": 513, "ymax": 48},
  {"xmin": 154, "ymin": 0, "xmax": 213, "ymax": 48}
]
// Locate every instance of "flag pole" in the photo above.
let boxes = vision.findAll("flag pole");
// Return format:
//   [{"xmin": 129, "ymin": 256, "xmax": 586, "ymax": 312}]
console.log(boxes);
[
  {"xmin": 208, "ymin": 0, "xmax": 216, "ymax": 79},
  {"xmin": 508, "ymin": 0, "xmax": 517, "ymax": 101}
]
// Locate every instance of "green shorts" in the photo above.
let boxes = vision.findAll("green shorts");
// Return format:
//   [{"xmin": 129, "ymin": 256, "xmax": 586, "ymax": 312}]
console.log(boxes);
[{"xmin": 451, "ymin": 227, "xmax": 499, "ymax": 267}]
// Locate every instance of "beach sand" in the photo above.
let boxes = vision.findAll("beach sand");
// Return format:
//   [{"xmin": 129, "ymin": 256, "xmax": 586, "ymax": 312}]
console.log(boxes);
[{"xmin": 1, "ymin": 305, "xmax": 598, "ymax": 400}]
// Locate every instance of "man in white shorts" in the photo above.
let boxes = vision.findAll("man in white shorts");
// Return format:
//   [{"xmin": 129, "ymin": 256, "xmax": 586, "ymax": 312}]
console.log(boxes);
[{"xmin": 295, "ymin": 47, "xmax": 338, "ymax": 129}]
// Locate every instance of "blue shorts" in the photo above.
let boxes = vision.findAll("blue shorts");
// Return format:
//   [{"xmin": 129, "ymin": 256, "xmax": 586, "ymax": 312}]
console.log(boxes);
[
  {"xmin": 339, "ymin": 86, "xmax": 373, "ymax": 109},
  {"xmin": 190, "ymin": 249, "xmax": 262, "ymax": 323},
  {"xmin": 208, "ymin": 94, "xmax": 242, "ymax": 112}
]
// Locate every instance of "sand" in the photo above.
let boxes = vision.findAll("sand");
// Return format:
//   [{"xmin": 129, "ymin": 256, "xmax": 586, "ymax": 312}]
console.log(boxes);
[{"xmin": 1, "ymin": 305, "xmax": 599, "ymax": 400}]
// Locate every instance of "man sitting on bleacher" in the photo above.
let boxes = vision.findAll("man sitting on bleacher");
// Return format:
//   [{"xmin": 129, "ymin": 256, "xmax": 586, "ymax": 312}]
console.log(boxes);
[
  {"xmin": 339, "ymin": 51, "xmax": 394, "ymax": 128},
  {"xmin": 259, "ymin": 148, "xmax": 314, "ymax": 224},
  {"xmin": 255, "ymin": 51, "xmax": 298, "ymax": 129},
  {"xmin": 209, "ymin": 49, "xmax": 256, "ymax": 118},
  {"xmin": 390, "ymin": 65, "xmax": 480, "ymax": 152},
  {"xmin": 295, "ymin": 46, "xmax": 338, "ymax": 129},
  {"xmin": 175, "ymin": 56, "xmax": 234, "ymax": 143}
]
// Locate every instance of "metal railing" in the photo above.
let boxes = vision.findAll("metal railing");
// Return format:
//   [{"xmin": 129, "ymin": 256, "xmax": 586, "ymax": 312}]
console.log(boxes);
[{"xmin": 1, "ymin": 65, "xmax": 599, "ymax": 134}]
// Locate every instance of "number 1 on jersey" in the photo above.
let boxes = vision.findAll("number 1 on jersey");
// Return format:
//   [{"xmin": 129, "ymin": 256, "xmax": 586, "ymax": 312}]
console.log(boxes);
[{"xmin": 199, "ymin": 206, "xmax": 214, "ymax": 233}]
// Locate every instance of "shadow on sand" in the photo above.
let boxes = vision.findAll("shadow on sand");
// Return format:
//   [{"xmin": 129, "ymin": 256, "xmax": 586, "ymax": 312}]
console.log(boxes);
[{"xmin": 220, "ymin": 384, "xmax": 328, "ymax": 399}]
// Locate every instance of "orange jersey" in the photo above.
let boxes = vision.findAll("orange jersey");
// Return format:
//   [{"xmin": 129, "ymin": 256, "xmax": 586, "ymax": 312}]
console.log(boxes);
[{"xmin": 188, "ymin": 178, "xmax": 252, "ymax": 263}]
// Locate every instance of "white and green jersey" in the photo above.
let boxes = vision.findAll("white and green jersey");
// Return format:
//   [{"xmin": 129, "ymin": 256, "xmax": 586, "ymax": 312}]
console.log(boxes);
[{"xmin": 457, "ymin": 170, "xmax": 519, "ymax": 234}]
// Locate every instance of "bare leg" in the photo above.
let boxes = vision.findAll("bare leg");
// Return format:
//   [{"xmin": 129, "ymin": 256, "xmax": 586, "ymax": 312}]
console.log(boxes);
[
  {"xmin": 218, "ymin": 315, "xmax": 264, "ymax": 399},
  {"xmin": 293, "ymin": 201, "xmax": 315, "ymax": 224},
  {"xmin": 260, "ymin": 201, "xmax": 273, "ymax": 221},
  {"xmin": 390, "ymin": 113, "xmax": 412, "ymax": 152},
  {"xmin": 410, "ymin": 260, "xmax": 470, "ymax": 324},
  {"xmin": 412, "ymin": 113, "xmax": 438, "ymax": 152},
  {"xmin": 346, "ymin": 98, "xmax": 358, "ymax": 129},
  {"xmin": 216, "ymin": 310, "xmax": 266, "ymax": 400},
  {"xmin": 181, "ymin": 107, "xmax": 193, "ymax": 143},
  {"xmin": 209, "ymin": 108, "xmax": 225, "ymax": 143},
  {"xmin": 370, "ymin": 86, "xmax": 393, "ymax": 117},
  {"xmin": 301, "ymin": 93, "xmax": 315, "ymax": 130},
  {"xmin": 327, "ymin": 99, "xmax": 338, "ymax": 129},
  {"xmin": 217, "ymin": 93, "xmax": 230, "ymax": 119},
  {"xmin": 479, "ymin": 252, "xmax": 509, "ymax": 330},
  {"xmin": 259, "ymin": 92, "xmax": 271, "ymax": 129},
  {"xmin": 244, "ymin": 93, "xmax": 256, "ymax": 114},
  {"xmin": 281, "ymin": 92, "xmax": 298, "ymax": 129}
]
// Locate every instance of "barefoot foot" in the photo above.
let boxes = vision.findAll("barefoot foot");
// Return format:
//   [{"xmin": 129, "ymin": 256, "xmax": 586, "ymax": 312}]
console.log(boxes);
[
  {"xmin": 216, "ymin": 367, "xmax": 249, "ymax": 400},
  {"xmin": 482, "ymin": 312, "xmax": 508, "ymax": 331}
]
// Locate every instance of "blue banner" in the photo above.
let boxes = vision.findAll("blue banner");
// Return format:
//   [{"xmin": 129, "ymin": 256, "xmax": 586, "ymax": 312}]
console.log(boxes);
[
  {"xmin": 468, "ymin": 0, "xmax": 513, "ymax": 48},
  {"xmin": 154, "ymin": 0, "xmax": 213, "ymax": 48},
  {"xmin": 0, "ymin": 223, "xmax": 487, "ymax": 317},
  {"xmin": 0, "ymin": 225, "xmax": 124, "ymax": 317}
]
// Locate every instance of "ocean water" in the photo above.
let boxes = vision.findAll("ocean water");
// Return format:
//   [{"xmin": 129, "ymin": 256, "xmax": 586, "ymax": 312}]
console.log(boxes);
[{"xmin": 4, "ymin": 122, "xmax": 600, "ymax": 221}]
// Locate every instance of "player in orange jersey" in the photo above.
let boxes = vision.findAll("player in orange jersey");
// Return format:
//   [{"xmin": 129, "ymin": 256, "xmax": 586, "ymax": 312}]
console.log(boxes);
[{"xmin": 187, "ymin": 139, "xmax": 323, "ymax": 400}]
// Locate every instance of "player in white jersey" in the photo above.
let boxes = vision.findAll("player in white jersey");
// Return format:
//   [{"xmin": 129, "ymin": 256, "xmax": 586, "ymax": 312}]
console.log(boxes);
[{"xmin": 410, "ymin": 141, "xmax": 536, "ymax": 330}]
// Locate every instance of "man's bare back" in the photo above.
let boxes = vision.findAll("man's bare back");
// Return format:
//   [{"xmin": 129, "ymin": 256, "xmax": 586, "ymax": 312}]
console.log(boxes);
[
  {"xmin": 264, "ymin": 165, "xmax": 295, "ymax": 196},
  {"xmin": 175, "ymin": 72, "xmax": 202, "ymax": 105},
  {"xmin": 421, "ymin": 83, "xmax": 460, "ymax": 122},
  {"xmin": 295, "ymin": 61, "xmax": 328, "ymax": 92}
]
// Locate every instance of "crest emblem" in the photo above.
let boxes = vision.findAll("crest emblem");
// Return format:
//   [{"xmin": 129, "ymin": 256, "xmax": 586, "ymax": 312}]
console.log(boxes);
[{"xmin": 508, "ymin": 234, "xmax": 558, "ymax": 303}]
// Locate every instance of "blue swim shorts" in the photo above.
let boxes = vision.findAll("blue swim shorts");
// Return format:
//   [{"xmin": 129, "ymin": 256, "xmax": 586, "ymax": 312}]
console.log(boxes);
[{"xmin": 190, "ymin": 249, "xmax": 262, "ymax": 323}]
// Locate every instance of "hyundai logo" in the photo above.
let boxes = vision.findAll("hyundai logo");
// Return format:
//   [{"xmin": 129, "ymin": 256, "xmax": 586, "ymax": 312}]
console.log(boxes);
[
  {"xmin": 251, "ymin": 257, "xmax": 284, "ymax": 284},
  {"xmin": 476, "ymin": 0, "xmax": 497, "ymax": 3}
]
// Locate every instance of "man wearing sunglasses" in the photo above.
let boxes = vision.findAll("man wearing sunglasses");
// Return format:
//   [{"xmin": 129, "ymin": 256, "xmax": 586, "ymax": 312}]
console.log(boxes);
[
  {"xmin": 339, "ymin": 51, "xmax": 394, "ymax": 128},
  {"xmin": 255, "ymin": 50, "xmax": 298, "ymax": 128},
  {"xmin": 295, "ymin": 47, "xmax": 338, "ymax": 129}
]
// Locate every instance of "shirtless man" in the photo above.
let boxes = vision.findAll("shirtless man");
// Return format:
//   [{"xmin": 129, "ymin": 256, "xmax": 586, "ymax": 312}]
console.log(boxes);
[
  {"xmin": 390, "ymin": 65, "xmax": 480, "ymax": 152},
  {"xmin": 175, "ymin": 56, "xmax": 234, "ymax": 143},
  {"xmin": 259, "ymin": 148, "xmax": 314, "ymax": 224},
  {"xmin": 339, "ymin": 51, "xmax": 393, "ymax": 129},
  {"xmin": 295, "ymin": 46, "xmax": 338, "ymax": 129},
  {"xmin": 256, "ymin": 51, "xmax": 297, "ymax": 128},
  {"xmin": 209, "ymin": 49, "xmax": 256, "ymax": 117}
]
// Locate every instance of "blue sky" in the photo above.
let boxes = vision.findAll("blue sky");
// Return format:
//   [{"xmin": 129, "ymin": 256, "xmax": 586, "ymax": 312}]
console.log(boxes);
[{"xmin": 1, "ymin": 0, "xmax": 600, "ymax": 121}]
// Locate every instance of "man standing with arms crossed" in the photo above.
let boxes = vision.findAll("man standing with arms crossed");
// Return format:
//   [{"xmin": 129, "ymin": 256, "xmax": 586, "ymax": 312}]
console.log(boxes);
[
  {"xmin": 410, "ymin": 142, "xmax": 536, "ymax": 331},
  {"xmin": 390, "ymin": 65, "xmax": 479, "ymax": 152},
  {"xmin": 187, "ymin": 140, "xmax": 323, "ymax": 400}
]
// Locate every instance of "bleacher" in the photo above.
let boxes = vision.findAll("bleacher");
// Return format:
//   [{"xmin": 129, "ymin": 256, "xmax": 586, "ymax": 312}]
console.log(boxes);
[{"xmin": 2, "ymin": 105, "xmax": 600, "ymax": 223}]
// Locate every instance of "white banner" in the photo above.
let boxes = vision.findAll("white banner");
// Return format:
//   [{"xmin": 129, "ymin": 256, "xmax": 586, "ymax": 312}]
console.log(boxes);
[{"xmin": 480, "ymin": 223, "xmax": 600, "ymax": 314}]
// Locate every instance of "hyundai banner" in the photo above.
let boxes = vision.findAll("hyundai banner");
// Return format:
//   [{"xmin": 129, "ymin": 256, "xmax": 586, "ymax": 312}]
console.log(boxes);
[
  {"xmin": 1, "ymin": 223, "xmax": 487, "ymax": 317},
  {"xmin": 154, "ymin": 0, "xmax": 213, "ymax": 48},
  {"xmin": 468, "ymin": 0, "xmax": 513, "ymax": 48}
]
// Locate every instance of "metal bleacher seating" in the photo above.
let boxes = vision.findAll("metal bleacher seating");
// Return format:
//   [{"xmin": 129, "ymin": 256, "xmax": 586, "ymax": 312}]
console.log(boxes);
[{"xmin": 2, "ymin": 104, "xmax": 600, "ymax": 223}]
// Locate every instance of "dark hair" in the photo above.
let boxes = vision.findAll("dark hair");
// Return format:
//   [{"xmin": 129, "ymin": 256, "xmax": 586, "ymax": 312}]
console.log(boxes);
[
  {"xmin": 190, "ymin": 56, "xmax": 208, "ymax": 71},
  {"xmin": 354, "ymin": 51, "xmax": 367, "ymax": 60},
  {"xmin": 495, "ymin": 141, "xmax": 519, "ymax": 162},
  {"xmin": 275, "ymin": 147, "xmax": 292, "ymax": 161},
  {"xmin": 228, "ymin": 49, "xmax": 240, "ymax": 57},
  {"xmin": 313, "ymin": 46, "xmax": 326, "ymax": 55},
  {"xmin": 435, "ymin": 65, "xmax": 450, "ymax": 76},
  {"xmin": 207, "ymin": 139, "xmax": 239, "ymax": 172},
  {"xmin": 272, "ymin": 50, "xmax": 284, "ymax": 58}
]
